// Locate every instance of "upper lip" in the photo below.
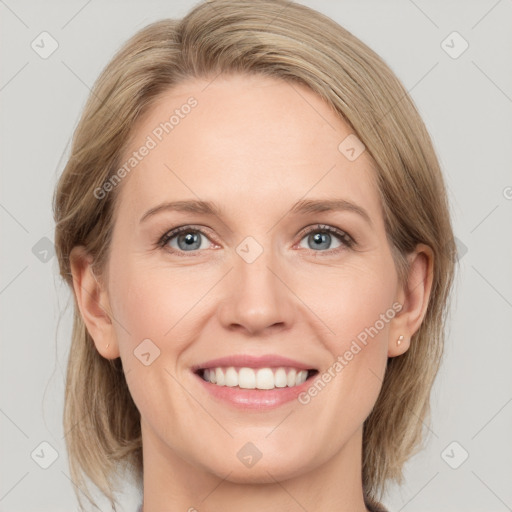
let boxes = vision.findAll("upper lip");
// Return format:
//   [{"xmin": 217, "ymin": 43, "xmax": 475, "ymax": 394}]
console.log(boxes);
[{"xmin": 191, "ymin": 354, "xmax": 316, "ymax": 372}]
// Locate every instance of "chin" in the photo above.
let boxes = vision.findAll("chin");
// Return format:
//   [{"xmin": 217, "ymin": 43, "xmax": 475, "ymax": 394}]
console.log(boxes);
[{"xmin": 201, "ymin": 452, "xmax": 314, "ymax": 484}]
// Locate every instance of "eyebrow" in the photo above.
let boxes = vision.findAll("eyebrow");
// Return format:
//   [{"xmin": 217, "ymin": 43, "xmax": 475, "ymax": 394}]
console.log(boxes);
[{"xmin": 139, "ymin": 198, "xmax": 372, "ymax": 226}]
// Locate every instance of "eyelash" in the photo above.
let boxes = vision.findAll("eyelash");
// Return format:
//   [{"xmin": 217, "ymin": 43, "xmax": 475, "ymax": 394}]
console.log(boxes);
[{"xmin": 157, "ymin": 224, "xmax": 356, "ymax": 257}]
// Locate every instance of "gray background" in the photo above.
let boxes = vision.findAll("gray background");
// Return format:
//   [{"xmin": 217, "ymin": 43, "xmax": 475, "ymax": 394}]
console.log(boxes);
[{"xmin": 1, "ymin": 0, "xmax": 511, "ymax": 511}]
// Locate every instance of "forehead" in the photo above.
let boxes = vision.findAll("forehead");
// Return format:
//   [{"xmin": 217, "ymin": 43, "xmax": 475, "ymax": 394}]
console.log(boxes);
[{"xmin": 115, "ymin": 73, "xmax": 381, "ymax": 224}]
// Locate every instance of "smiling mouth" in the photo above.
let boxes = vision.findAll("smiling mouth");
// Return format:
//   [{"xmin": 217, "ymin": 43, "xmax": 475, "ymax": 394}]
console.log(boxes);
[{"xmin": 196, "ymin": 366, "xmax": 319, "ymax": 390}]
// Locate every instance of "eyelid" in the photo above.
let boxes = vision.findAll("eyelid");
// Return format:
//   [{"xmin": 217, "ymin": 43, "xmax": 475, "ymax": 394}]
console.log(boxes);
[
  {"xmin": 157, "ymin": 224, "xmax": 218, "ymax": 254},
  {"xmin": 157, "ymin": 223, "xmax": 356, "ymax": 255},
  {"xmin": 295, "ymin": 223, "xmax": 355, "ymax": 248}
]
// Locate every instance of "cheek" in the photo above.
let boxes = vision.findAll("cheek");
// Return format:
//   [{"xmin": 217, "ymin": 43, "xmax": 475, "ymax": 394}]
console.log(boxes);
[
  {"xmin": 107, "ymin": 261, "xmax": 200, "ymax": 430},
  {"xmin": 109, "ymin": 246, "xmax": 397, "ymax": 346},
  {"xmin": 108, "ymin": 257, "xmax": 217, "ymax": 361},
  {"xmin": 294, "ymin": 262, "xmax": 396, "ymax": 428},
  {"xmin": 298, "ymin": 255, "xmax": 397, "ymax": 407},
  {"xmin": 297, "ymin": 256, "xmax": 397, "ymax": 339},
  {"xmin": 107, "ymin": 257, "xmax": 179, "ymax": 351}
]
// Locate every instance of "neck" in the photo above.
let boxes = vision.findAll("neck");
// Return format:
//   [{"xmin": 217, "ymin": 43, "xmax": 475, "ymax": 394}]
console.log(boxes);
[{"xmin": 140, "ymin": 421, "xmax": 370, "ymax": 512}]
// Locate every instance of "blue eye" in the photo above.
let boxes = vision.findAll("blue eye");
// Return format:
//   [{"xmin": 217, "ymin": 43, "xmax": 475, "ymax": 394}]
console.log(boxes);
[
  {"xmin": 297, "ymin": 224, "xmax": 355, "ymax": 252},
  {"xmin": 159, "ymin": 226, "xmax": 211, "ymax": 254},
  {"xmin": 158, "ymin": 224, "xmax": 355, "ymax": 256}
]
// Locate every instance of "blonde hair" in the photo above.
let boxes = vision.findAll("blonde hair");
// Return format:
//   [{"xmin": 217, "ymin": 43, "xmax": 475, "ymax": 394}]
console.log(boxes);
[{"xmin": 53, "ymin": 0, "xmax": 456, "ymax": 509}]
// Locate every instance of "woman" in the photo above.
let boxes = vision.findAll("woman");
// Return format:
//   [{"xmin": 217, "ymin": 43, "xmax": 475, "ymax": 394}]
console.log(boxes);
[{"xmin": 53, "ymin": 1, "xmax": 456, "ymax": 510}]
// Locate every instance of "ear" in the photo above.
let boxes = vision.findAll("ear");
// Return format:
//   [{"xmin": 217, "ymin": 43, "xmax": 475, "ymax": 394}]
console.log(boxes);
[
  {"xmin": 69, "ymin": 246, "xmax": 120, "ymax": 359},
  {"xmin": 388, "ymin": 243, "xmax": 434, "ymax": 357}
]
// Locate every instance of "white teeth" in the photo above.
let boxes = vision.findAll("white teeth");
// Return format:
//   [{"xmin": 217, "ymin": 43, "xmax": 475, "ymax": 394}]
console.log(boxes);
[
  {"xmin": 215, "ymin": 367, "xmax": 225, "ymax": 386},
  {"xmin": 224, "ymin": 367, "xmax": 238, "ymax": 387},
  {"xmin": 274, "ymin": 367, "xmax": 288, "ymax": 388},
  {"xmin": 296, "ymin": 370, "xmax": 308, "ymax": 386},
  {"xmin": 239, "ymin": 368, "xmax": 256, "ymax": 389},
  {"xmin": 201, "ymin": 366, "xmax": 310, "ymax": 389},
  {"xmin": 287, "ymin": 368, "xmax": 297, "ymax": 387},
  {"xmin": 256, "ymin": 368, "xmax": 274, "ymax": 389}
]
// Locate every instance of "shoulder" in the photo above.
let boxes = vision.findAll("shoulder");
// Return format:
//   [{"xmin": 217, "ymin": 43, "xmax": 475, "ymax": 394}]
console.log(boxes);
[{"xmin": 137, "ymin": 500, "xmax": 388, "ymax": 512}]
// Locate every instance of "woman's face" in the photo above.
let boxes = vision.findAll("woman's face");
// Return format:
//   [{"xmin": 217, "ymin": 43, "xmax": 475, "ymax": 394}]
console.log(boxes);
[{"xmin": 100, "ymin": 74, "xmax": 406, "ymax": 482}]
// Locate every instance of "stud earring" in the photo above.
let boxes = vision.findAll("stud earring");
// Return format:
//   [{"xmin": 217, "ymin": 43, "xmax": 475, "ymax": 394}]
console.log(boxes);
[{"xmin": 397, "ymin": 335, "xmax": 404, "ymax": 346}]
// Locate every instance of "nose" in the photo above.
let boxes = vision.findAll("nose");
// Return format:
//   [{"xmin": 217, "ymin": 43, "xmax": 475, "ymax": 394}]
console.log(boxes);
[{"xmin": 216, "ymin": 242, "xmax": 296, "ymax": 336}]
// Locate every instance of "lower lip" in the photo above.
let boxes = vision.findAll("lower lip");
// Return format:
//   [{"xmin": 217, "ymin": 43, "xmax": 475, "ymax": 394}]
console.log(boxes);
[{"xmin": 193, "ymin": 371, "xmax": 315, "ymax": 410}]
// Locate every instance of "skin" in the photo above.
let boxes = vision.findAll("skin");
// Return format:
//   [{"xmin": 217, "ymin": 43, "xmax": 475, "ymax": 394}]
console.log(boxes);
[{"xmin": 70, "ymin": 73, "xmax": 433, "ymax": 512}]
